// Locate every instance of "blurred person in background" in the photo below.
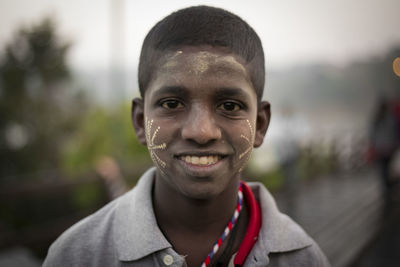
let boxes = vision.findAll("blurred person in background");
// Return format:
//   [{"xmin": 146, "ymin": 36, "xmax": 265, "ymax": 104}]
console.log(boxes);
[{"xmin": 370, "ymin": 97, "xmax": 400, "ymax": 201}]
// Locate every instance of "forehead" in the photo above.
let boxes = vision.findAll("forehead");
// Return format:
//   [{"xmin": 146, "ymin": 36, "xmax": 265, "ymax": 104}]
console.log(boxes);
[
  {"xmin": 146, "ymin": 47, "xmax": 255, "ymax": 99},
  {"xmin": 160, "ymin": 49, "xmax": 247, "ymax": 76}
]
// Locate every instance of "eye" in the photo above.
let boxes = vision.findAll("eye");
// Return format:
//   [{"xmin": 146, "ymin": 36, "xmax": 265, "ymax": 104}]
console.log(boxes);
[
  {"xmin": 218, "ymin": 101, "xmax": 241, "ymax": 112},
  {"xmin": 160, "ymin": 99, "xmax": 184, "ymax": 109}
]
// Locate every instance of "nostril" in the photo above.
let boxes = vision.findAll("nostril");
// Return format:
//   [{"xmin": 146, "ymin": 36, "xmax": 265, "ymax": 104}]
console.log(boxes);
[{"xmin": 182, "ymin": 123, "xmax": 222, "ymax": 144}]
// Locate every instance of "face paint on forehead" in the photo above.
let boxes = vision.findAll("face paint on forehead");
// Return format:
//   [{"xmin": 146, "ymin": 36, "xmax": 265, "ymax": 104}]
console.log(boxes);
[
  {"xmin": 191, "ymin": 51, "xmax": 247, "ymax": 75},
  {"xmin": 159, "ymin": 50, "xmax": 183, "ymax": 69},
  {"xmin": 160, "ymin": 50, "xmax": 247, "ymax": 77},
  {"xmin": 145, "ymin": 117, "xmax": 167, "ymax": 169}
]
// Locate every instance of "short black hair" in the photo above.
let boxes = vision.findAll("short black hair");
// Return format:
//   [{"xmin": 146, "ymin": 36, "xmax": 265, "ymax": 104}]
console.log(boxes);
[{"xmin": 138, "ymin": 5, "xmax": 265, "ymax": 101}]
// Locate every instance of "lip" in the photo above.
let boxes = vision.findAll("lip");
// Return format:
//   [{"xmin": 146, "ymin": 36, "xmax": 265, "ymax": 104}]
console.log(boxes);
[{"xmin": 174, "ymin": 150, "xmax": 228, "ymax": 157}]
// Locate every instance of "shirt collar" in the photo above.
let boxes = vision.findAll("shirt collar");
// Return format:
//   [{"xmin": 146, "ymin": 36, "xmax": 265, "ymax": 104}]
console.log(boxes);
[{"xmin": 113, "ymin": 168, "xmax": 171, "ymax": 261}]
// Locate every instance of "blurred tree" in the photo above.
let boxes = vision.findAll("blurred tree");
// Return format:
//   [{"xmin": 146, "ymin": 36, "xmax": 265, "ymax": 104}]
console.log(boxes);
[
  {"xmin": 61, "ymin": 104, "xmax": 151, "ymax": 182},
  {"xmin": 0, "ymin": 17, "xmax": 86, "ymax": 181}
]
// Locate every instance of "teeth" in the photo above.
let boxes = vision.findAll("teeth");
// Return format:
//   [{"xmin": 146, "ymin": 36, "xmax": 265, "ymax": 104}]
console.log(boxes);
[
  {"xmin": 199, "ymin": 156, "xmax": 207, "ymax": 165},
  {"xmin": 192, "ymin": 156, "xmax": 199, "ymax": 164},
  {"xmin": 180, "ymin": 155, "xmax": 220, "ymax": 165}
]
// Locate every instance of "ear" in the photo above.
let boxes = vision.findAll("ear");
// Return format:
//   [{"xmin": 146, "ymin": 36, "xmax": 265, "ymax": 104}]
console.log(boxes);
[
  {"xmin": 253, "ymin": 101, "xmax": 271, "ymax": 148},
  {"xmin": 131, "ymin": 98, "xmax": 147, "ymax": 145}
]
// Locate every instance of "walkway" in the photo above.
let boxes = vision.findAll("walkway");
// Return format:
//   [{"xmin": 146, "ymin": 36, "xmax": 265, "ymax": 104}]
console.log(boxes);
[
  {"xmin": 352, "ymin": 201, "xmax": 400, "ymax": 267},
  {"xmin": 273, "ymin": 168, "xmax": 389, "ymax": 267}
]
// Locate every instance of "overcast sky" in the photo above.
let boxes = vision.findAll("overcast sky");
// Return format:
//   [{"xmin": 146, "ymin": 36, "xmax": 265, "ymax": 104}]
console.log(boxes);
[{"xmin": 1, "ymin": 0, "xmax": 399, "ymax": 71}]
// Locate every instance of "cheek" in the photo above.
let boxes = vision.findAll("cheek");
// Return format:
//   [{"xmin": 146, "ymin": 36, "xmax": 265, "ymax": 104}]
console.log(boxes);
[
  {"xmin": 145, "ymin": 117, "xmax": 168, "ymax": 169},
  {"xmin": 235, "ymin": 119, "xmax": 256, "ymax": 172}
]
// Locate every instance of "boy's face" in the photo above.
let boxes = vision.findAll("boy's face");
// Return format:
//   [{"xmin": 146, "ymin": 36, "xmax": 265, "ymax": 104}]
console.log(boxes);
[{"xmin": 132, "ymin": 46, "xmax": 270, "ymax": 199}]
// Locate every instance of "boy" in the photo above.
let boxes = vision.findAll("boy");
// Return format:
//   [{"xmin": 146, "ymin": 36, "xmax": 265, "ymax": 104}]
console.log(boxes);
[{"xmin": 44, "ymin": 6, "xmax": 330, "ymax": 267}]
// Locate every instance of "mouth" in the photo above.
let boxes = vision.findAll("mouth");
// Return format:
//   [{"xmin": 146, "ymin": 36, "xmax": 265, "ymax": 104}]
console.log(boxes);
[
  {"xmin": 174, "ymin": 151, "xmax": 229, "ymax": 177},
  {"xmin": 178, "ymin": 155, "xmax": 222, "ymax": 166}
]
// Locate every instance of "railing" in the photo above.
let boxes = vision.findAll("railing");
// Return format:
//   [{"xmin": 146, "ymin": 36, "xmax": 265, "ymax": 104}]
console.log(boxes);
[{"xmin": 273, "ymin": 168, "xmax": 383, "ymax": 267}]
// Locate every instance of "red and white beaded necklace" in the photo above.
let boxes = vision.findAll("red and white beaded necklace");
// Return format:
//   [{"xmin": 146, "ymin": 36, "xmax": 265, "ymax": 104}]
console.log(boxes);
[{"xmin": 200, "ymin": 183, "xmax": 244, "ymax": 267}]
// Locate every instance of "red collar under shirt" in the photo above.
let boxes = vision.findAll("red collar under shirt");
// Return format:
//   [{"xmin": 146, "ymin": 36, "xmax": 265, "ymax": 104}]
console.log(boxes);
[{"xmin": 234, "ymin": 181, "xmax": 262, "ymax": 266}]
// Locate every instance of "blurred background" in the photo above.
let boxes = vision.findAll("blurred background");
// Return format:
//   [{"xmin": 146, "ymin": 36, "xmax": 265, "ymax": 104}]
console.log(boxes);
[{"xmin": 0, "ymin": 0, "xmax": 400, "ymax": 266}]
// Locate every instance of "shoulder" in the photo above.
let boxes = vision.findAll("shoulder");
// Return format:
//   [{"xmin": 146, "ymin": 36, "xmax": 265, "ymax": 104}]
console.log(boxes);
[
  {"xmin": 268, "ymin": 241, "xmax": 331, "ymax": 267},
  {"xmin": 43, "ymin": 176, "xmax": 151, "ymax": 267},
  {"xmin": 43, "ymin": 195, "xmax": 122, "ymax": 266},
  {"xmin": 246, "ymin": 182, "xmax": 331, "ymax": 267},
  {"xmin": 43, "ymin": 169, "xmax": 157, "ymax": 266}
]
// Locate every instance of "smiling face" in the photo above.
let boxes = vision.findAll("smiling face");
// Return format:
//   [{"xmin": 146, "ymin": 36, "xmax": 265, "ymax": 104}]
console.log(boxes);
[{"xmin": 132, "ymin": 46, "xmax": 270, "ymax": 200}]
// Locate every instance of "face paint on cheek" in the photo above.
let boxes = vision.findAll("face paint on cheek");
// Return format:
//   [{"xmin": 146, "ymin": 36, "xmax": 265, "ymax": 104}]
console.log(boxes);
[
  {"xmin": 145, "ymin": 117, "xmax": 167, "ymax": 169},
  {"xmin": 239, "ymin": 135, "xmax": 252, "ymax": 159},
  {"xmin": 238, "ymin": 119, "xmax": 255, "ymax": 173}
]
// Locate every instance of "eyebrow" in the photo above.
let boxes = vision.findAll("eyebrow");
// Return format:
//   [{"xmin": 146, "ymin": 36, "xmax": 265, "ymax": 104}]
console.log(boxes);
[
  {"xmin": 152, "ymin": 86, "xmax": 252, "ymax": 101},
  {"xmin": 214, "ymin": 87, "xmax": 252, "ymax": 101},
  {"xmin": 152, "ymin": 86, "xmax": 189, "ymax": 98}
]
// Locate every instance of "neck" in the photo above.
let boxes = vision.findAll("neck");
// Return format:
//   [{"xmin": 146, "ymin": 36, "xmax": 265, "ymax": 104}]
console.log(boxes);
[{"xmin": 153, "ymin": 175, "xmax": 240, "ymax": 233}]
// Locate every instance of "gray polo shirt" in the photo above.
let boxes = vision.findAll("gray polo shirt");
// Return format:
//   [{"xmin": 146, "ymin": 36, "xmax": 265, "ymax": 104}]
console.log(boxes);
[{"xmin": 44, "ymin": 168, "xmax": 330, "ymax": 267}]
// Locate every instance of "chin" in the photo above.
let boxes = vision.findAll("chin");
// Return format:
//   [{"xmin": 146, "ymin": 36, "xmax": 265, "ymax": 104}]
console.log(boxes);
[{"xmin": 179, "ymin": 182, "xmax": 225, "ymax": 200}]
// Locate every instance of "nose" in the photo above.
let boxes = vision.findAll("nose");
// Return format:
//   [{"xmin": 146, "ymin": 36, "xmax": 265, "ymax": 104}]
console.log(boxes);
[{"xmin": 181, "ymin": 105, "xmax": 222, "ymax": 145}]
